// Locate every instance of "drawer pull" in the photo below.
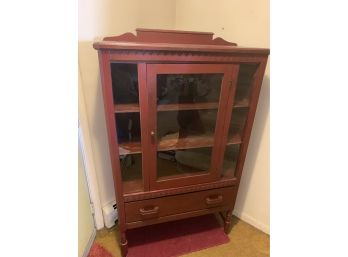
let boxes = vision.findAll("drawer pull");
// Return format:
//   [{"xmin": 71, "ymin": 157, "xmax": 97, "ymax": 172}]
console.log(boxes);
[
  {"xmin": 205, "ymin": 195, "xmax": 223, "ymax": 205},
  {"xmin": 139, "ymin": 206, "xmax": 159, "ymax": 217}
]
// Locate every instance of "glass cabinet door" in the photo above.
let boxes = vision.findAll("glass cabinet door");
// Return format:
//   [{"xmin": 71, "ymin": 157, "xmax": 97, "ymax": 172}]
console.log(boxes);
[
  {"xmin": 220, "ymin": 64, "xmax": 259, "ymax": 179},
  {"xmin": 147, "ymin": 64, "xmax": 239, "ymax": 189},
  {"xmin": 111, "ymin": 63, "xmax": 144, "ymax": 193}
]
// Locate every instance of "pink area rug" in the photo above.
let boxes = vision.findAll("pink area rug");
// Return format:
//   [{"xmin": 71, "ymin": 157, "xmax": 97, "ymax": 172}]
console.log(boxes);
[
  {"xmin": 88, "ymin": 242, "xmax": 114, "ymax": 257},
  {"xmin": 126, "ymin": 214, "xmax": 229, "ymax": 257}
]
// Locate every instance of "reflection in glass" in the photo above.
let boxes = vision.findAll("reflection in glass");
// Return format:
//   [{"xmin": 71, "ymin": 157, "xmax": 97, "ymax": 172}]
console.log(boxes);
[
  {"xmin": 221, "ymin": 144, "xmax": 240, "ymax": 178},
  {"xmin": 157, "ymin": 109, "xmax": 217, "ymax": 149},
  {"xmin": 228, "ymin": 108, "xmax": 249, "ymax": 139},
  {"xmin": 157, "ymin": 147, "xmax": 212, "ymax": 178},
  {"xmin": 115, "ymin": 113, "xmax": 141, "ymax": 144},
  {"xmin": 110, "ymin": 63, "xmax": 139, "ymax": 104},
  {"xmin": 234, "ymin": 64, "xmax": 258, "ymax": 106},
  {"xmin": 120, "ymin": 153, "xmax": 142, "ymax": 181},
  {"xmin": 157, "ymin": 74, "xmax": 223, "ymax": 105}
]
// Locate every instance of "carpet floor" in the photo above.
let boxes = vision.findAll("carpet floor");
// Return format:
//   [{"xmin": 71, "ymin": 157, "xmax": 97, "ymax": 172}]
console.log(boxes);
[{"xmin": 94, "ymin": 215, "xmax": 269, "ymax": 257}]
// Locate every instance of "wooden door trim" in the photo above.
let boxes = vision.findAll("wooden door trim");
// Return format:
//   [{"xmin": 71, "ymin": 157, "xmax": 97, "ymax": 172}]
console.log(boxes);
[
  {"xmin": 146, "ymin": 63, "xmax": 235, "ymax": 190},
  {"xmin": 137, "ymin": 63, "xmax": 150, "ymax": 191}
]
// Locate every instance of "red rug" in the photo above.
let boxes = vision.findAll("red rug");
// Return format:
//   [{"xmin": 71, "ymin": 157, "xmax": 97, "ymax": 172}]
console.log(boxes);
[
  {"xmin": 126, "ymin": 214, "xmax": 229, "ymax": 257},
  {"xmin": 88, "ymin": 242, "xmax": 113, "ymax": 257}
]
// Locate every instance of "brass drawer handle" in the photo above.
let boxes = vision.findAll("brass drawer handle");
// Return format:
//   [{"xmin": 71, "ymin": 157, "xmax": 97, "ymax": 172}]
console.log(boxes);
[
  {"xmin": 139, "ymin": 206, "xmax": 159, "ymax": 217},
  {"xmin": 205, "ymin": 195, "xmax": 223, "ymax": 205}
]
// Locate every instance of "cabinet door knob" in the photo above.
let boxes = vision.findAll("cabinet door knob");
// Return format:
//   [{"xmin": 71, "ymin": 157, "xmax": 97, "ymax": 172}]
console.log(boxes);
[{"xmin": 150, "ymin": 130, "xmax": 155, "ymax": 137}]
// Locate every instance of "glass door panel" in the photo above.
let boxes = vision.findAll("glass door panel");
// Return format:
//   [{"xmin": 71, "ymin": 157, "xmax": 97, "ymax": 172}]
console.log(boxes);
[
  {"xmin": 156, "ymin": 72, "xmax": 223, "ymax": 181},
  {"xmin": 157, "ymin": 147, "xmax": 213, "ymax": 179},
  {"xmin": 111, "ymin": 63, "xmax": 143, "ymax": 193},
  {"xmin": 157, "ymin": 74, "xmax": 222, "ymax": 105},
  {"xmin": 157, "ymin": 107, "xmax": 218, "ymax": 178}
]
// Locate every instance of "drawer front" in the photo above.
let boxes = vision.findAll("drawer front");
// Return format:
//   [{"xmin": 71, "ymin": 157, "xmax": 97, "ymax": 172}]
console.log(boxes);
[{"xmin": 125, "ymin": 187, "xmax": 235, "ymax": 223}]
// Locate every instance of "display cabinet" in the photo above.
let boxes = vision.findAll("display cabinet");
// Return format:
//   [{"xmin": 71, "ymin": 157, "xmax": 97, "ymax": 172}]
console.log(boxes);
[{"xmin": 93, "ymin": 28, "xmax": 269, "ymax": 257}]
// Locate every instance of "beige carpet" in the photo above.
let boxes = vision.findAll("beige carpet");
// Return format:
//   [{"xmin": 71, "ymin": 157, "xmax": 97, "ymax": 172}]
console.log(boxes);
[{"xmin": 95, "ymin": 215, "xmax": 269, "ymax": 257}]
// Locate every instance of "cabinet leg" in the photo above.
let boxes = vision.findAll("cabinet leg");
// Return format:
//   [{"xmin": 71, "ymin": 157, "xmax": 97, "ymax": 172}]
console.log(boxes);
[
  {"xmin": 224, "ymin": 210, "xmax": 233, "ymax": 234},
  {"xmin": 120, "ymin": 232, "xmax": 128, "ymax": 257}
]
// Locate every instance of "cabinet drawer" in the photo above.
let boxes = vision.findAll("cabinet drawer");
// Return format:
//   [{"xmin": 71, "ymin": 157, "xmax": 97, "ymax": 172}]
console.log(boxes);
[{"xmin": 125, "ymin": 187, "xmax": 235, "ymax": 223}]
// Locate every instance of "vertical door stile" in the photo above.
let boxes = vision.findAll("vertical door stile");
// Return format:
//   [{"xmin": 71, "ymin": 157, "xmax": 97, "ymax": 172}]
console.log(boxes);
[
  {"xmin": 138, "ymin": 63, "xmax": 150, "ymax": 191},
  {"xmin": 146, "ymin": 65, "xmax": 158, "ymax": 190}
]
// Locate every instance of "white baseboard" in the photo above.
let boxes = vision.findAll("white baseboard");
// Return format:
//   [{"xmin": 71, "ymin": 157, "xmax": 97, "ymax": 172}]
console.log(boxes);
[
  {"xmin": 82, "ymin": 228, "xmax": 96, "ymax": 257},
  {"xmin": 233, "ymin": 210, "xmax": 269, "ymax": 234}
]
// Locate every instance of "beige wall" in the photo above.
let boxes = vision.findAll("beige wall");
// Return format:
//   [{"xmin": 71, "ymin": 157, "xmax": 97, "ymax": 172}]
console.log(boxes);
[
  {"xmin": 78, "ymin": 0, "xmax": 176, "ymax": 207},
  {"xmin": 79, "ymin": 0, "xmax": 269, "ymax": 233},
  {"xmin": 78, "ymin": 143, "xmax": 95, "ymax": 257},
  {"xmin": 175, "ymin": 0, "xmax": 270, "ymax": 233}
]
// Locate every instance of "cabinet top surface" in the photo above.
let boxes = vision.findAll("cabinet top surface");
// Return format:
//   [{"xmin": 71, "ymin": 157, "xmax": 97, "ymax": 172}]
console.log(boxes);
[{"xmin": 93, "ymin": 28, "xmax": 269, "ymax": 55}]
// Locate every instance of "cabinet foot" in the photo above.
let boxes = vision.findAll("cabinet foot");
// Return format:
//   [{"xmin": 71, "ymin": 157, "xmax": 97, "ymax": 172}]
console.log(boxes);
[
  {"xmin": 224, "ymin": 210, "xmax": 233, "ymax": 234},
  {"xmin": 120, "ymin": 232, "xmax": 128, "ymax": 257}
]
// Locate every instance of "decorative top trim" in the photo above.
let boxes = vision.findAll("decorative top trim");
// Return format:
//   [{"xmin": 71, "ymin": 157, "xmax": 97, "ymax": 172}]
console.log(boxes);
[
  {"xmin": 93, "ymin": 28, "xmax": 270, "ymax": 55},
  {"xmin": 102, "ymin": 28, "xmax": 237, "ymax": 46}
]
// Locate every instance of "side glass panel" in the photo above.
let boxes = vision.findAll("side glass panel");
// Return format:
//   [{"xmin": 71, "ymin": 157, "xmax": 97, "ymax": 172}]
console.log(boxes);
[
  {"xmin": 111, "ymin": 63, "xmax": 143, "ymax": 193},
  {"xmin": 156, "ymin": 73, "xmax": 223, "ymax": 180},
  {"xmin": 221, "ymin": 64, "xmax": 258, "ymax": 179},
  {"xmin": 111, "ymin": 63, "xmax": 139, "ymax": 105},
  {"xmin": 233, "ymin": 64, "xmax": 258, "ymax": 107},
  {"xmin": 221, "ymin": 144, "xmax": 240, "ymax": 178}
]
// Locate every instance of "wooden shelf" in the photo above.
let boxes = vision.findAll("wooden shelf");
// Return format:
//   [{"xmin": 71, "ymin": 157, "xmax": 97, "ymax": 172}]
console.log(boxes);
[
  {"xmin": 123, "ymin": 179, "xmax": 143, "ymax": 194},
  {"xmin": 114, "ymin": 103, "xmax": 140, "ymax": 113},
  {"xmin": 118, "ymin": 134, "xmax": 241, "ymax": 155},
  {"xmin": 119, "ymin": 141, "xmax": 141, "ymax": 155},
  {"xmin": 158, "ymin": 133, "xmax": 241, "ymax": 151},
  {"xmin": 157, "ymin": 102, "xmax": 219, "ymax": 112},
  {"xmin": 226, "ymin": 134, "xmax": 242, "ymax": 145},
  {"xmin": 115, "ymin": 102, "xmax": 220, "ymax": 113}
]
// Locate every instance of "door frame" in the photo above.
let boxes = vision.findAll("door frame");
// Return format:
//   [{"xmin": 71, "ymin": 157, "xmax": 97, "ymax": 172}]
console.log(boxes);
[{"xmin": 145, "ymin": 63, "xmax": 240, "ymax": 190}]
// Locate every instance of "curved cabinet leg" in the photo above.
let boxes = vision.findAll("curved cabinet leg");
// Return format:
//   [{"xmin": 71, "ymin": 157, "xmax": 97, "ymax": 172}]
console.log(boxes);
[
  {"xmin": 120, "ymin": 231, "xmax": 128, "ymax": 257},
  {"xmin": 224, "ymin": 210, "xmax": 233, "ymax": 234}
]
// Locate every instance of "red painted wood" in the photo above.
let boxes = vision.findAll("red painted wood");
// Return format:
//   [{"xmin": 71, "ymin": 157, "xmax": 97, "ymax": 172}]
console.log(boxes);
[
  {"xmin": 103, "ymin": 28, "xmax": 236, "ymax": 46},
  {"xmin": 97, "ymin": 51, "xmax": 127, "ymax": 234},
  {"xmin": 108, "ymin": 51, "xmax": 266, "ymax": 63},
  {"xmin": 126, "ymin": 205, "xmax": 233, "ymax": 230},
  {"xmin": 125, "ymin": 187, "xmax": 235, "ymax": 223},
  {"xmin": 94, "ymin": 40, "xmax": 269, "ymax": 54},
  {"xmin": 137, "ymin": 63, "xmax": 150, "ymax": 191},
  {"xmin": 94, "ymin": 29, "xmax": 269, "ymax": 257},
  {"xmin": 123, "ymin": 178, "xmax": 237, "ymax": 202}
]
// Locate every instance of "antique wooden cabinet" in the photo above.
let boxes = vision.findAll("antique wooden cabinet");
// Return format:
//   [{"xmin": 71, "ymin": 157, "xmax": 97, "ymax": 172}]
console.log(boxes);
[{"xmin": 93, "ymin": 28, "xmax": 269, "ymax": 256}]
